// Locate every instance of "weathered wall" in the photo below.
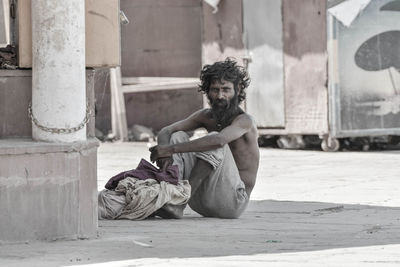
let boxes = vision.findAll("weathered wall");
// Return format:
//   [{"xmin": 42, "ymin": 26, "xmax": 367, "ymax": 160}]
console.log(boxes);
[
  {"xmin": 0, "ymin": 70, "xmax": 96, "ymax": 138},
  {"xmin": 93, "ymin": 69, "xmax": 112, "ymax": 135},
  {"xmin": 243, "ymin": 0, "xmax": 286, "ymax": 128},
  {"xmin": 0, "ymin": 70, "xmax": 32, "ymax": 137},
  {"xmin": 124, "ymin": 88, "xmax": 201, "ymax": 132},
  {"xmin": 0, "ymin": 1, "xmax": 99, "ymax": 243},
  {"xmin": 95, "ymin": 0, "xmax": 203, "ymax": 134},
  {"xmin": 0, "ymin": 139, "xmax": 98, "ymax": 242},
  {"xmin": 201, "ymin": 0, "xmax": 245, "ymax": 66},
  {"xmin": 120, "ymin": 0, "xmax": 202, "ymax": 77},
  {"xmin": 18, "ymin": 0, "xmax": 120, "ymax": 68},
  {"xmin": 0, "ymin": 70, "xmax": 98, "ymax": 242},
  {"xmin": 201, "ymin": 0, "xmax": 329, "ymax": 135},
  {"xmin": 0, "ymin": 0, "xmax": 9, "ymax": 45},
  {"xmin": 281, "ymin": 0, "xmax": 328, "ymax": 135}
]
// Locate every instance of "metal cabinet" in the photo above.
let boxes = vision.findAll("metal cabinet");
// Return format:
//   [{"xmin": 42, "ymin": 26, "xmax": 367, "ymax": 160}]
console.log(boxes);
[{"xmin": 328, "ymin": 0, "xmax": 400, "ymax": 139}]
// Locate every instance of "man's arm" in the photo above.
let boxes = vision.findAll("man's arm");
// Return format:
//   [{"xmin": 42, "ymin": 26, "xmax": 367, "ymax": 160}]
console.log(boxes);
[
  {"xmin": 152, "ymin": 109, "xmax": 205, "ymax": 169},
  {"xmin": 150, "ymin": 114, "xmax": 253, "ymax": 162},
  {"xmin": 157, "ymin": 109, "xmax": 206, "ymax": 146}
]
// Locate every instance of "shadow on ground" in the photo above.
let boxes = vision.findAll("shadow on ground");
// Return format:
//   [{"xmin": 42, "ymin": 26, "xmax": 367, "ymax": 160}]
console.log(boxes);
[
  {"xmin": 1, "ymin": 200, "xmax": 399, "ymax": 266},
  {"xmin": 97, "ymin": 200, "xmax": 400, "ymax": 257}
]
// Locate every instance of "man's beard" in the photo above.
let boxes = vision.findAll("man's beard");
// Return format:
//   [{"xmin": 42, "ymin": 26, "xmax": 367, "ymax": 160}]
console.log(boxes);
[{"xmin": 210, "ymin": 96, "xmax": 240, "ymax": 130}]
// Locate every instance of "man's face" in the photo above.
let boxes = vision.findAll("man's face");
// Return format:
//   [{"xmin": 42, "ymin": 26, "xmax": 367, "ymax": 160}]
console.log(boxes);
[{"xmin": 208, "ymin": 79, "xmax": 236, "ymax": 110}]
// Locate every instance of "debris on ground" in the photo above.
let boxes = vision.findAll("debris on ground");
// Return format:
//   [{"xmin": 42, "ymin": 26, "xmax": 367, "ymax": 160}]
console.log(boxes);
[
  {"xmin": 366, "ymin": 224, "xmax": 382, "ymax": 234},
  {"xmin": 95, "ymin": 128, "xmax": 105, "ymax": 141},
  {"xmin": 0, "ymin": 45, "xmax": 17, "ymax": 70},
  {"xmin": 128, "ymin": 124, "xmax": 155, "ymax": 142},
  {"xmin": 105, "ymin": 131, "xmax": 117, "ymax": 142}
]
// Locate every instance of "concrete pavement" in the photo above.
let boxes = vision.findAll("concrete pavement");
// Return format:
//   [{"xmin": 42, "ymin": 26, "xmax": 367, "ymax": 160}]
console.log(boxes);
[{"xmin": 1, "ymin": 141, "xmax": 400, "ymax": 266}]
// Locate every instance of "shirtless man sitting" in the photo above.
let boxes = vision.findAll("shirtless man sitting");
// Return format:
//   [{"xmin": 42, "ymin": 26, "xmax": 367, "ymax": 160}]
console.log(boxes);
[{"xmin": 149, "ymin": 58, "xmax": 260, "ymax": 219}]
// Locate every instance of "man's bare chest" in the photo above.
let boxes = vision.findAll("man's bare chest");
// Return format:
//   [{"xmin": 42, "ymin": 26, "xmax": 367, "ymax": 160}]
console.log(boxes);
[{"xmin": 202, "ymin": 119, "xmax": 220, "ymax": 133}]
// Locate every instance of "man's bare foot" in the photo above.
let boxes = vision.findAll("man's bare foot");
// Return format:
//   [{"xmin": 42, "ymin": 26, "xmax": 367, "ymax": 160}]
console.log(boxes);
[{"xmin": 154, "ymin": 204, "xmax": 186, "ymax": 219}]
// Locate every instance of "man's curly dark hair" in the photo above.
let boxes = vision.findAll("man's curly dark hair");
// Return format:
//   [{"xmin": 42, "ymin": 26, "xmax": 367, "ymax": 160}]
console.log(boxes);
[{"xmin": 199, "ymin": 58, "xmax": 250, "ymax": 104}]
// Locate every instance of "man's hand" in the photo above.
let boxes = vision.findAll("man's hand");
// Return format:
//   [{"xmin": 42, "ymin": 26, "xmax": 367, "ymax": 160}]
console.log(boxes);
[
  {"xmin": 156, "ymin": 157, "xmax": 173, "ymax": 170},
  {"xmin": 149, "ymin": 145, "xmax": 173, "ymax": 164}
]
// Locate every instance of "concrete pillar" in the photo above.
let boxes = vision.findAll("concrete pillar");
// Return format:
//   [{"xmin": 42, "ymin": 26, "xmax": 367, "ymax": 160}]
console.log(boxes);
[{"xmin": 31, "ymin": 0, "xmax": 86, "ymax": 142}]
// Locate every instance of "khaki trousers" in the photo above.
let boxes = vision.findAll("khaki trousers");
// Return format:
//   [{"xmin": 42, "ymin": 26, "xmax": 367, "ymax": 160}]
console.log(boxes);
[{"xmin": 170, "ymin": 131, "xmax": 248, "ymax": 218}]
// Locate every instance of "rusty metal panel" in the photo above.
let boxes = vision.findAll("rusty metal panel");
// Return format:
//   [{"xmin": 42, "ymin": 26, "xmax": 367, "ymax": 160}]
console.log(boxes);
[
  {"xmin": 120, "ymin": 0, "xmax": 201, "ymax": 77},
  {"xmin": 243, "ymin": 0, "xmax": 285, "ymax": 128},
  {"xmin": 328, "ymin": 0, "xmax": 400, "ymax": 137},
  {"xmin": 281, "ymin": 0, "xmax": 329, "ymax": 135}
]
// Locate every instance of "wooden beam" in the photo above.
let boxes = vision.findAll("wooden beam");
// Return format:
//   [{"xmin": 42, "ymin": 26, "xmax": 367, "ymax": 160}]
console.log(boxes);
[
  {"xmin": 122, "ymin": 76, "xmax": 199, "ymax": 85},
  {"xmin": 110, "ymin": 67, "xmax": 128, "ymax": 141},
  {"xmin": 122, "ymin": 82, "xmax": 199, "ymax": 93}
]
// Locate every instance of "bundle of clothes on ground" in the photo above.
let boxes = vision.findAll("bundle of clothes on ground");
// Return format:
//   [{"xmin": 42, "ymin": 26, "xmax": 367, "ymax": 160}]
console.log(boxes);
[{"xmin": 98, "ymin": 158, "xmax": 191, "ymax": 220}]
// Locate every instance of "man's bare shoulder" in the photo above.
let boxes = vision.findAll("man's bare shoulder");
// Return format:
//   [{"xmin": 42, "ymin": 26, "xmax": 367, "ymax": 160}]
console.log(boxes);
[
  {"xmin": 197, "ymin": 108, "xmax": 212, "ymax": 116},
  {"xmin": 232, "ymin": 112, "xmax": 257, "ymax": 130},
  {"xmin": 191, "ymin": 108, "xmax": 213, "ymax": 122}
]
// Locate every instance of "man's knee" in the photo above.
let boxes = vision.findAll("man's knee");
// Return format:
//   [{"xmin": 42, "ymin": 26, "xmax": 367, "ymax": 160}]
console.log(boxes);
[
  {"xmin": 199, "ymin": 192, "xmax": 248, "ymax": 219},
  {"xmin": 199, "ymin": 202, "xmax": 244, "ymax": 219},
  {"xmin": 170, "ymin": 131, "xmax": 189, "ymax": 144},
  {"xmin": 219, "ymin": 210, "xmax": 242, "ymax": 219},
  {"xmin": 213, "ymin": 202, "xmax": 247, "ymax": 219},
  {"xmin": 195, "ymin": 145, "xmax": 226, "ymax": 170}
]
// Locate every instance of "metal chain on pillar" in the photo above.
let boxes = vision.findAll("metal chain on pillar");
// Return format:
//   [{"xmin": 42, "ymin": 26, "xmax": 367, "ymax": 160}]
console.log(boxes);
[{"xmin": 28, "ymin": 102, "xmax": 92, "ymax": 134}]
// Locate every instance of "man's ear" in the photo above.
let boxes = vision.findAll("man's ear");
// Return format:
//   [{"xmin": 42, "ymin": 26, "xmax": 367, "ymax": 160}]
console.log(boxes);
[{"xmin": 235, "ymin": 87, "xmax": 240, "ymax": 97}]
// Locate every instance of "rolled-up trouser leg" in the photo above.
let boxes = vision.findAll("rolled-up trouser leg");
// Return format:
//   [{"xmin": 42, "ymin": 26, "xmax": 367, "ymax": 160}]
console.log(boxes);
[
  {"xmin": 170, "ymin": 131, "xmax": 249, "ymax": 218},
  {"xmin": 169, "ymin": 131, "xmax": 196, "ymax": 180},
  {"xmin": 159, "ymin": 131, "xmax": 196, "ymax": 218},
  {"xmin": 190, "ymin": 144, "xmax": 249, "ymax": 219}
]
